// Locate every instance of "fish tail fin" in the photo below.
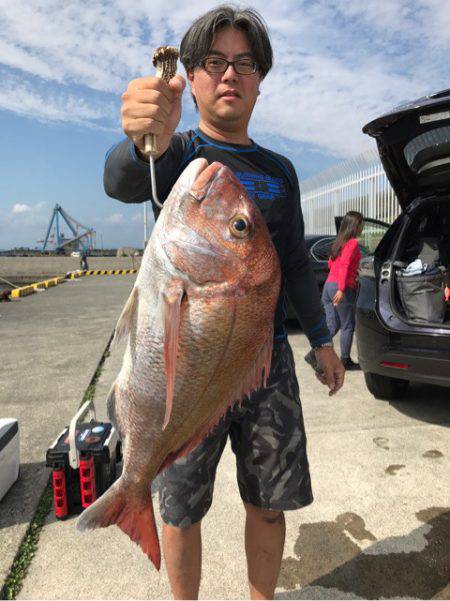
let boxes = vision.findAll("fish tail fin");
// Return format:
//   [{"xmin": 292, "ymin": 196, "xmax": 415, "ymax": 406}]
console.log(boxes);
[{"xmin": 76, "ymin": 478, "xmax": 161, "ymax": 570}]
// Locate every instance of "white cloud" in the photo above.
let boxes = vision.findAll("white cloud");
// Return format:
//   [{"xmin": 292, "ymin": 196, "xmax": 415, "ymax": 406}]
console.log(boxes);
[
  {"xmin": 252, "ymin": 53, "xmax": 423, "ymax": 156},
  {"xmin": 0, "ymin": 201, "xmax": 49, "ymax": 248},
  {"xmin": 12, "ymin": 203, "xmax": 31, "ymax": 213},
  {"xmin": 0, "ymin": 39, "xmax": 58, "ymax": 81},
  {"xmin": 0, "ymin": 0, "xmax": 449, "ymax": 157},
  {"xmin": 10, "ymin": 201, "xmax": 46, "ymax": 215},
  {"xmin": 0, "ymin": 71, "xmax": 117, "ymax": 128},
  {"xmin": 106, "ymin": 213, "xmax": 125, "ymax": 224}
]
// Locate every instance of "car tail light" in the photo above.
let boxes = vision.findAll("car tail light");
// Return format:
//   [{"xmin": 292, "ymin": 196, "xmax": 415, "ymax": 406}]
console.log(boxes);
[{"xmin": 380, "ymin": 361, "xmax": 410, "ymax": 370}]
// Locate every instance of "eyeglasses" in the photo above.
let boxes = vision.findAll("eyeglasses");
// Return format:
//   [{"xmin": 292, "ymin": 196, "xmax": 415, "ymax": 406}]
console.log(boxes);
[{"xmin": 199, "ymin": 57, "xmax": 259, "ymax": 75}]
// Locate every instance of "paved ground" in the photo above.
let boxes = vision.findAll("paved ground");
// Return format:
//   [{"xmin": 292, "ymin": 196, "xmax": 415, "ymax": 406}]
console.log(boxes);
[
  {"xmin": 1, "ymin": 276, "xmax": 449, "ymax": 599},
  {"xmin": 0, "ymin": 276, "xmax": 135, "ymax": 584}
]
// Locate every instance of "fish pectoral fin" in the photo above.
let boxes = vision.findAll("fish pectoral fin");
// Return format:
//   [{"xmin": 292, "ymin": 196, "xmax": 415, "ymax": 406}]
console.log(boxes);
[
  {"xmin": 113, "ymin": 286, "xmax": 138, "ymax": 345},
  {"xmin": 162, "ymin": 283, "xmax": 184, "ymax": 430},
  {"xmin": 106, "ymin": 380, "xmax": 125, "ymax": 441}
]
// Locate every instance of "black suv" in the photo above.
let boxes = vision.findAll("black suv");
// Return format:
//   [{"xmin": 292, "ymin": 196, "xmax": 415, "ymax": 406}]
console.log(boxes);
[{"xmin": 356, "ymin": 89, "xmax": 450, "ymax": 399}]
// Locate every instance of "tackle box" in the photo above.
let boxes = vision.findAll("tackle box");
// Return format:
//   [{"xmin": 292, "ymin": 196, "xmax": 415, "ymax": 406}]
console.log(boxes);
[
  {"xmin": 46, "ymin": 401, "xmax": 121, "ymax": 518},
  {"xmin": 0, "ymin": 418, "xmax": 20, "ymax": 502}
]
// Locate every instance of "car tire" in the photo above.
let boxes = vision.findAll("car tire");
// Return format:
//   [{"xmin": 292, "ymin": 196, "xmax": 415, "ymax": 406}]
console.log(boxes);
[{"xmin": 364, "ymin": 372, "xmax": 409, "ymax": 400}]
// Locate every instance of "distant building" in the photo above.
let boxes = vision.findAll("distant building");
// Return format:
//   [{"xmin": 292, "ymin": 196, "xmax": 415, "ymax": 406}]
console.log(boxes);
[{"xmin": 116, "ymin": 247, "xmax": 141, "ymax": 257}]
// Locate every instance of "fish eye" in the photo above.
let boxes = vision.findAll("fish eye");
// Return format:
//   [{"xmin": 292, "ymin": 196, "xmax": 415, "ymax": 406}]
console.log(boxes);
[{"xmin": 229, "ymin": 214, "xmax": 250, "ymax": 238}]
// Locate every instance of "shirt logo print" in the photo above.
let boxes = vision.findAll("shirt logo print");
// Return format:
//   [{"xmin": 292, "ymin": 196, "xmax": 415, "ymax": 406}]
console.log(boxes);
[{"xmin": 235, "ymin": 171, "xmax": 286, "ymax": 201}]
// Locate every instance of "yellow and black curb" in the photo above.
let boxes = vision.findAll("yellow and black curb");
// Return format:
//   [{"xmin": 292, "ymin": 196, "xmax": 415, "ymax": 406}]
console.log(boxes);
[
  {"xmin": 8, "ymin": 269, "xmax": 138, "ymax": 300},
  {"xmin": 66, "ymin": 269, "xmax": 138, "ymax": 279},
  {"xmin": 10, "ymin": 277, "xmax": 66, "ymax": 299}
]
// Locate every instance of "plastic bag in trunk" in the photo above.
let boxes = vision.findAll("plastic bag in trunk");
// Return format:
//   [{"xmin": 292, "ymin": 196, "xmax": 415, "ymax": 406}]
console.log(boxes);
[{"xmin": 396, "ymin": 268, "xmax": 447, "ymax": 324}]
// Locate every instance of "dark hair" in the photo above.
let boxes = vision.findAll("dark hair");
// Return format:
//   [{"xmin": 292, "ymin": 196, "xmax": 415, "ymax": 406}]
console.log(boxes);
[
  {"xmin": 330, "ymin": 211, "xmax": 364, "ymax": 260},
  {"xmin": 180, "ymin": 5, "xmax": 273, "ymax": 106}
]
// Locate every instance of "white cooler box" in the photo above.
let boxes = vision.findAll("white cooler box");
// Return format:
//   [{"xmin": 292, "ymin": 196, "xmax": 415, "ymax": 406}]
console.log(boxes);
[{"xmin": 0, "ymin": 418, "xmax": 20, "ymax": 501}]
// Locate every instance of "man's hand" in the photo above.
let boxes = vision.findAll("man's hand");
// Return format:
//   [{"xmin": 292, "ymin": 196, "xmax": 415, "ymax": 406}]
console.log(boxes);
[
  {"xmin": 333, "ymin": 290, "xmax": 344, "ymax": 306},
  {"xmin": 121, "ymin": 74, "xmax": 186, "ymax": 161},
  {"xmin": 314, "ymin": 347, "xmax": 345, "ymax": 396}
]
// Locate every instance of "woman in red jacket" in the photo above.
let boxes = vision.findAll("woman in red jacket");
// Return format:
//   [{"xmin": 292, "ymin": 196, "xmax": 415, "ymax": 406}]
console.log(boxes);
[{"xmin": 313, "ymin": 211, "xmax": 364, "ymax": 371}]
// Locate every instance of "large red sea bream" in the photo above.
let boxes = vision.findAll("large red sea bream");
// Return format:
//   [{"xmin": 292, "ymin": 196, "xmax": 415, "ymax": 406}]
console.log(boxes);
[{"xmin": 77, "ymin": 158, "xmax": 281, "ymax": 569}]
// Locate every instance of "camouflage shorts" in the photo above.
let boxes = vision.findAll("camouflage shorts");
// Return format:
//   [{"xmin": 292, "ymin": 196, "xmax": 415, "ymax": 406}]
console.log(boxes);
[{"xmin": 156, "ymin": 339, "xmax": 313, "ymax": 527}]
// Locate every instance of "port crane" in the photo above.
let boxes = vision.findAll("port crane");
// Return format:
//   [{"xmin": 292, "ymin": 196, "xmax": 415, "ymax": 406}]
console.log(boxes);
[{"xmin": 40, "ymin": 204, "xmax": 95, "ymax": 252}]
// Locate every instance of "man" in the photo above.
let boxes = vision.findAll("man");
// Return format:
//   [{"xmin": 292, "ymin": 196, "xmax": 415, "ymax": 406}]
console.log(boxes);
[
  {"xmin": 104, "ymin": 6, "xmax": 345, "ymax": 599},
  {"xmin": 80, "ymin": 249, "xmax": 89, "ymax": 271}
]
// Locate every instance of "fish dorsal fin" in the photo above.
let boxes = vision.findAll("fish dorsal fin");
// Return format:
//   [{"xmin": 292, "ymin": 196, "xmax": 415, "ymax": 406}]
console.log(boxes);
[
  {"xmin": 162, "ymin": 283, "xmax": 184, "ymax": 430},
  {"xmin": 113, "ymin": 286, "xmax": 139, "ymax": 346}
]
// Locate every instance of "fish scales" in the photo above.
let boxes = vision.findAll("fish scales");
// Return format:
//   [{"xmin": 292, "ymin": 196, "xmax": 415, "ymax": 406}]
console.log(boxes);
[{"xmin": 77, "ymin": 158, "xmax": 281, "ymax": 569}]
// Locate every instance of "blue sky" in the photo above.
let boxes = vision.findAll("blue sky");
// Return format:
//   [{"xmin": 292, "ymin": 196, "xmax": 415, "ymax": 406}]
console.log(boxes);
[{"xmin": 0, "ymin": 0, "xmax": 449, "ymax": 249}]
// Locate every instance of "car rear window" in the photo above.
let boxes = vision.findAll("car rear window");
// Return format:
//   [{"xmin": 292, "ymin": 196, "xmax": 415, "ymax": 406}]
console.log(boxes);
[{"xmin": 404, "ymin": 125, "xmax": 450, "ymax": 174}]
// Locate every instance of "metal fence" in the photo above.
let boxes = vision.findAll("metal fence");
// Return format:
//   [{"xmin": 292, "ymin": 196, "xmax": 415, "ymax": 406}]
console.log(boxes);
[{"xmin": 301, "ymin": 148, "xmax": 402, "ymax": 235}]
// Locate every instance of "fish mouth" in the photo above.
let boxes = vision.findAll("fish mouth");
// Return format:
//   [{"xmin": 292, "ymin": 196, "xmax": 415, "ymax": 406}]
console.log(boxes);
[
  {"xmin": 161, "ymin": 159, "xmax": 236, "ymax": 278},
  {"xmin": 189, "ymin": 161, "xmax": 224, "ymax": 202},
  {"xmin": 170, "ymin": 158, "xmax": 223, "ymax": 203}
]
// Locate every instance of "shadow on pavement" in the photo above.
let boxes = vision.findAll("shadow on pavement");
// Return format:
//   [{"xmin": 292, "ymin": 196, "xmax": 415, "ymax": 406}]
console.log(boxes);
[
  {"xmin": 0, "ymin": 461, "xmax": 48, "ymax": 529},
  {"xmin": 276, "ymin": 507, "xmax": 450, "ymax": 600},
  {"xmin": 387, "ymin": 382, "xmax": 450, "ymax": 428}
]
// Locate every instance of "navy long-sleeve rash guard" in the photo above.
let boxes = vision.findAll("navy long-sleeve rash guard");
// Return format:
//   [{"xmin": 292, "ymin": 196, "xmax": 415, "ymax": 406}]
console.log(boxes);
[{"xmin": 103, "ymin": 128, "xmax": 331, "ymax": 346}]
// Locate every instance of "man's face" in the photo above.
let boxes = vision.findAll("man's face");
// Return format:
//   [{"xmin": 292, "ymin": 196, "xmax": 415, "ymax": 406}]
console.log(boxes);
[{"xmin": 187, "ymin": 26, "xmax": 261, "ymax": 129}]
